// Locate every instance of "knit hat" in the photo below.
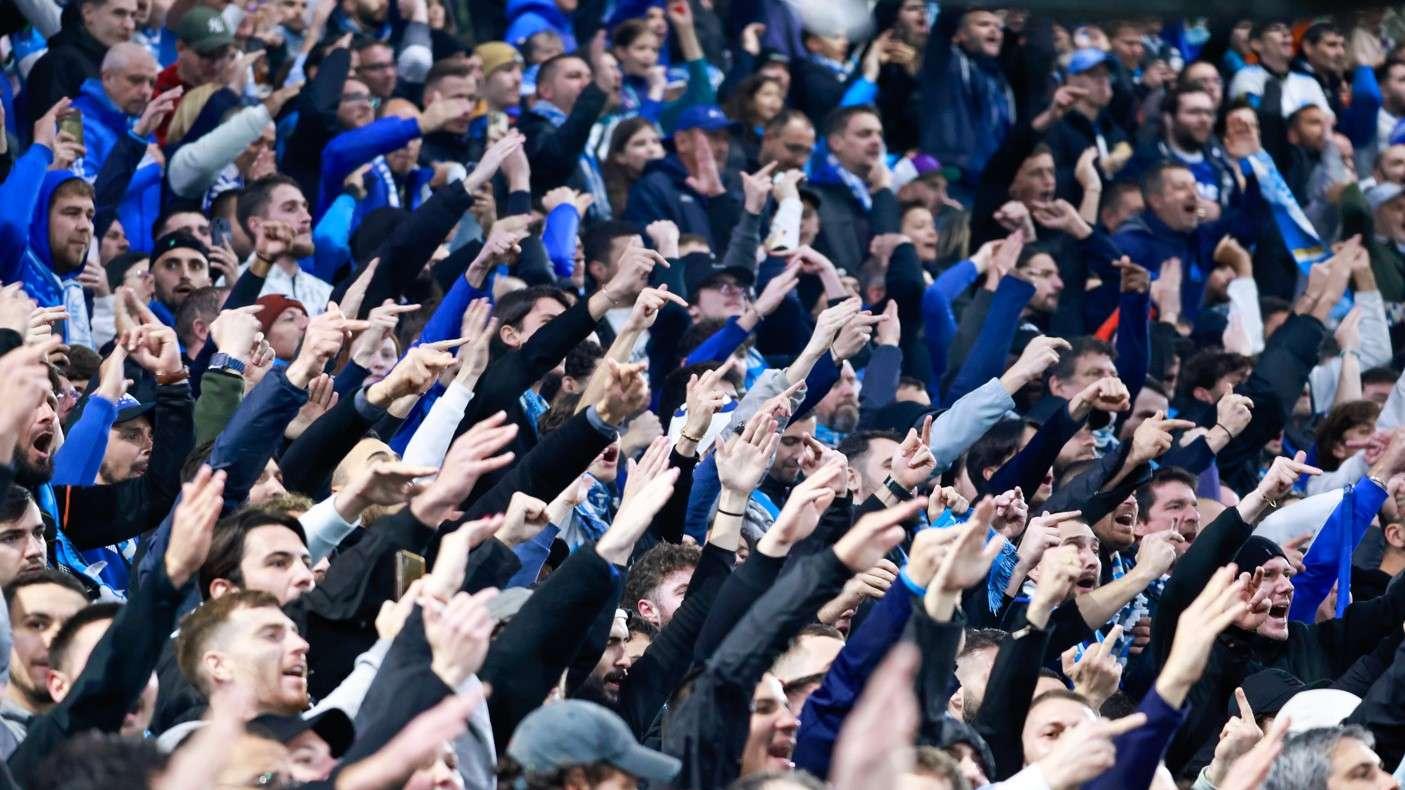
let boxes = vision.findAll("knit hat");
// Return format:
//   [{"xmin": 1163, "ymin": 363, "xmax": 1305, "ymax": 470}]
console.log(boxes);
[
  {"xmin": 1233, "ymin": 535, "xmax": 1289, "ymax": 574},
  {"xmin": 105, "ymin": 251, "xmax": 149, "ymax": 292},
  {"xmin": 475, "ymin": 41, "xmax": 524, "ymax": 77},
  {"xmin": 255, "ymin": 294, "xmax": 307, "ymax": 336},
  {"xmin": 1238, "ymin": 668, "xmax": 1329, "ymax": 719},
  {"xmin": 152, "ymin": 230, "xmax": 209, "ymax": 264}
]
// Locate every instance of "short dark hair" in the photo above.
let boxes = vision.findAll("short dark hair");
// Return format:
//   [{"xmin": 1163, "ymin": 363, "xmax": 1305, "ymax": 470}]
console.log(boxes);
[
  {"xmin": 1259, "ymin": 295, "xmax": 1293, "ymax": 318},
  {"xmin": 959, "ymin": 627, "xmax": 1010, "ymax": 657},
  {"xmin": 763, "ymin": 107, "xmax": 812, "ymax": 137},
  {"xmin": 1029, "ymin": 688, "xmax": 1092, "ymax": 715},
  {"xmin": 822, "ymin": 104, "xmax": 880, "ymax": 139},
  {"xmin": 51, "ymin": 179, "xmax": 94, "ymax": 207},
  {"xmin": 62, "ymin": 345, "xmax": 101, "ymax": 386},
  {"xmin": 1303, "ymin": 21, "xmax": 1342, "ymax": 47},
  {"xmin": 730, "ymin": 771, "xmax": 828, "ymax": 790},
  {"xmin": 536, "ymin": 53, "xmax": 588, "ymax": 89},
  {"xmin": 965, "ymin": 419, "xmax": 1029, "ymax": 488},
  {"xmin": 490, "ymin": 285, "xmax": 572, "ymax": 359},
  {"xmin": 1177, "ymin": 349, "xmax": 1252, "ymax": 400},
  {"xmin": 0, "ymin": 484, "xmax": 35, "ymax": 523},
  {"xmin": 659, "ymin": 361, "xmax": 733, "ymax": 428},
  {"xmin": 1364, "ymin": 366, "xmax": 1399, "ymax": 387},
  {"xmin": 564, "ymin": 338, "xmax": 603, "ymax": 381},
  {"xmin": 837, "ymin": 430, "xmax": 903, "ymax": 469},
  {"xmin": 1134, "ymin": 466, "xmax": 1198, "ymax": 519},
  {"xmin": 1139, "ymin": 160, "xmax": 1192, "ymax": 198},
  {"xmin": 1049, "ymin": 336, "xmax": 1116, "ymax": 385},
  {"xmin": 582, "ymin": 220, "xmax": 639, "ymax": 268},
  {"xmin": 622, "ymin": 543, "xmax": 700, "ymax": 616},
  {"xmin": 1315, "ymin": 400, "xmax": 1382, "ymax": 471},
  {"xmin": 175, "ymin": 286, "xmax": 228, "ymax": 341},
  {"xmin": 49, "ymin": 601, "xmax": 121, "ymax": 675},
  {"xmin": 30, "ymin": 733, "xmax": 167, "ymax": 790},
  {"xmin": 1162, "ymin": 83, "xmax": 1211, "ymax": 118},
  {"xmin": 424, "ymin": 60, "xmax": 473, "ymax": 95},
  {"xmin": 175, "ymin": 589, "xmax": 282, "ymax": 696},
  {"xmin": 197, "ymin": 508, "xmax": 308, "ymax": 600},
  {"xmin": 236, "ymin": 174, "xmax": 303, "ymax": 234},
  {"xmin": 151, "ymin": 208, "xmax": 206, "ymax": 242},
  {"xmin": 4, "ymin": 568, "xmax": 89, "ymax": 617},
  {"xmin": 626, "ymin": 612, "xmax": 658, "ymax": 641}
]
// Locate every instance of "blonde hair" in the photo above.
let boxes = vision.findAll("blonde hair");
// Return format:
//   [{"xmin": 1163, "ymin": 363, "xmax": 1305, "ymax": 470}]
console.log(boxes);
[{"xmin": 164, "ymin": 84, "xmax": 221, "ymax": 147}]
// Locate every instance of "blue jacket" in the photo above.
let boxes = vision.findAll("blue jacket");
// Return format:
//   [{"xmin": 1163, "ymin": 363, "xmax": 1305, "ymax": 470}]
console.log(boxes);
[
  {"xmin": 623, "ymin": 154, "xmax": 737, "ymax": 251},
  {"xmin": 0, "ymin": 146, "xmax": 92, "ymax": 345},
  {"xmin": 918, "ymin": 35, "xmax": 1013, "ymax": 185},
  {"xmin": 505, "ymin": 0, "xmax": 577, "ymax": 51},
  {"xmin": 317, "ymin": 116, "xmax": 422, "ymax": 216},
  {"xmin": 72, "ymin": 78, "xmax": 162, "ymax": 252}
]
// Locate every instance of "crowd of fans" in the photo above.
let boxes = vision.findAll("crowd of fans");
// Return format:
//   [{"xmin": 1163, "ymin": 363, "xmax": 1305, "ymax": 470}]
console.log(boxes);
[{"xmin": 5, "ymin": 0, "xmax": 1405, "ymax": 788}]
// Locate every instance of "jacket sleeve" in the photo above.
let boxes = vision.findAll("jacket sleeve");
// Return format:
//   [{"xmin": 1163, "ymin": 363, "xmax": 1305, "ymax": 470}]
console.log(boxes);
[
  {"xmin": 793, "ymin": 582, "xmax": 915, "ymax": 777},
  {"xmin": 92, "ymin": 132, "xmax": 147, "ymax": 240},
  {"xmin": 50, "ymin": 395, "xmax": 117, "ymax": 486},
  {"xmin": 885, "ymin": 240, "xmax": 931, "ymax": 383},
  {"xmin": 973, "ymin": 618, "xmax": 1054, "ymax": 780},
  {"xmin": 193, "ymin": 369, "xmax": 245, "ymax": 447},
  {"xmin": 1084, "ymin": 689, "xmax": 1188, "ymax": 790},
  {"xmin": 983, "ymin": 401, "xmax": 1084, "ymax": 496},
  {"xmin": 692, "ymin": 551, "xmax": 785, "ymax": 662},
  {"xmin": 0, "ymin": 144, "xmax": 52, "ymax": 283},
  {"xmin": 278, "ymin": 389, "xmax": 388, "ymax": 500},
  {"xmin": 1345, "ymin": 634, "xmax": 1405, "ymax": 770},
  {"xmin": 317, "ymin": 117, "xmax": 422, "ymax": 213},
  {"xmin": 168, "ymin": 105, "xmax": 274, "ymax": 198},
  {"xmin": 58, "ymin": 381, "xmax": 194, "ymax": 550},
  {"xmin": 6, "ymin": 559, "xmax": 183, "ymax": 787},
  {"xmin": 523, "ymin": 83, "xmax": 607, "ymax": 192},
  {"xmin": 1151, "ymin": 505, "xmax": 1252, "ymax": 665},
  {"xmin": 929, "ymin": 378, "xmax": 1017, "ymax": 474},
  {"xmin": 346, "ymin": 178, "xmax": 474, "ymax": 316},
  {"xmin": 1310, "ymin": 568, "xmax": 1405, "ymax": 678},
  {"xmin": 479, "ymin": 546, "xmax": 621, "ymax": 749},
  {"xmin": 461, "ymin": 407, "xmax": 615, "ymax": 522},
  {"xmin": 946, "ymin": 275, "xmax": 1036, "ymax": 404},
  {"xmin": 663, "ymin": 549, "xmax": 852, "ymax": 790}
]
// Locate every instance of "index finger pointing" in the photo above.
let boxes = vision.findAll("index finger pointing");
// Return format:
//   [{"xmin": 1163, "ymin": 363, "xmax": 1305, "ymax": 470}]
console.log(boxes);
[
  {"xmin": 1101, "ymin": 712, "xmax": 1148, "ymax": 737},
  {"xmin": 425, "ymin": 336, "xmax": 474, "ymax": 351},
  {"xmin": 1235, "ymin": 687, "xmax": 1254, "ymax": 721}
]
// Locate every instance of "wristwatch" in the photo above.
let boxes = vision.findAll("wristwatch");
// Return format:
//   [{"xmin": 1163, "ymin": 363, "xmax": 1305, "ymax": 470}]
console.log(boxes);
[
  {"xmin": 883, "ymin": 476, "xmax": 914, "ymax": 502},
  {"xmin": 208, "ymin": 352, "xmax": 246, "ymax": 377}
]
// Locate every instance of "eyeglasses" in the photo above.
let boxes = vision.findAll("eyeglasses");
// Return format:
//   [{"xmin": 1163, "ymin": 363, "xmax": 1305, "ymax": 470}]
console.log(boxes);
[
  {"xmin": 341, "ymin": 92, "xmax": 375, "ymax": 106},
  {"xmin": 705, "ymin": 282, "xmax": 749, "ymax": 297}
]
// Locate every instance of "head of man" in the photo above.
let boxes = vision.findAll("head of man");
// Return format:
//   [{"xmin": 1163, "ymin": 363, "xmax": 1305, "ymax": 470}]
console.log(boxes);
[
  {"xmin": 1107, "ymin": 21, "xmax": 1145, "ymax": 70},
  {"xmin": 1303, "ymin": 22, "xmax": 1347, "ymax": 78},
  {"xmin": 1021, "ymin": 690, "xmax": 1098, "ymax": 765},
  {"xmin": 746, "ymin": 673, "xmax": 800, "ymax": 772},
  {"xmin": 4, "ymin": 570, "xmax": 89, "ymax": 713},
  {"xmin": 505, "ymin": 699, "xmax": 681, "ymax": 788},
  {"xmin": 15, "ymin": 378, "xmax": 62, "ymax": 488},
  {"xmin": 1164, "ymin": 86, "xmax": 1216, "ymax": 151},
  {"xmin": 536, "ymin": 54, "xmax": 592, "ymax": 114},
  {"xmin": 1364, "ymin": 367, "xmax": 1398, "ymax": 407},
  {"xmin": 150, "ymin": 231, "xmax": 211, "ymax": 310},
  {"xmin": 1233, "ymin": 538, "xmax": 1297, "ymax": 641},
  {"xmin": 824, "ymin": 106, "xmax": 884, "ymax": 177},
  {"xmin": 1266, "ymin": 725, "xmax": 1400, "ymax": 790},
  {"xmin": 1090, "ymin": 493, "xmax": 1140, "ymax": 554},
  {"xmin": 80, "ymin": 0, "xmax": 138, "ymax": 47},
  {"xmin": 1250, "ymin": 20, "xmax": 1295, "ymax": 74},
  {"xmin": 491, "ymin": 285, "xmax": 572, "ymax": 358},
  {"xmin": 475, "ymin": 42, "xmax": 524, "ymax": 112},
  {"xmin": 1178, "ymin": 349, "xmax": 1251, "ymax": 405},
  {"xmin": 353, "ymin": 40, "xmax": 397, "ymax": 99},
  {"xmin": 581, "ymin": 610, "xmax": 632, "ymax": 706},
  {"xmin": 1141, "ymin": 162, "xmax": 1201, "ymax": 232},
  {"xmin": 98, "ymin": 401, "xmax": 154, "ymax": 484},
  {"xmin": 336, "ymin": 77, "xmax": 376, "ymax": 129},
  {"xmin": 1316, "ymin": 401, "xmax": 1381, "ymax": 470},
  {"xmin": 153, "ymin": 209, "xmax": 213, "ymax": 248},
  {"xmin": 581, "ymin": 221, "xmax": 641, "ymax": 291},
  {"xmin": 770, "ymin": 624, "xmax": 844, "ymax": 706},
  {"xmin": 956, "ymin": 10, "xmax": 1002, "ymax": 58},
  {"xmin": 1369, "ymin": 183, "xmax": 1405, "ymax": 245},
  {"xmin": 174, "ymin": 285, "xmax": 227, "ymax": 357},
  {"xmin": 838, "ymin": 430, "xmax": 903, "ymax": 502},
  {"xmin": 46, "ymin": 602, "xmax": 157, "ymax": 735},
  {"xmin": 1099, "ymin": 182, "xmax": 1144, "ymax": 233},
  {"xmin": 1134, "ymin": 467, "xmax": 1201, "ymax": 549},
  {"xmin": 1288, "ymin": 104, "xmax": 1332, "ymax": 153},
  {"xmin": 1181, "ymin": 60, "xmax": 1225, "ymax": 107},
  {"xmin": 254, "ymin": 294, "xmax": 309, "ymax": 361},
  {"xmin": 1028, "ymin": 520, "xmax": 1102, "ymax": 597},
  {"xmin": 691, "ymin": 268, "xmax": 755, "ymax": 322},
  {"xmin": 1006, "ymin": 146, "xmax": 1057, "ymax": 208},
  {"xmin": 1066, "ymin": 51, "xmax": 1112, "ymax": 113},
  {"xmin": 952, "ymin": 629, "xmax": 1009, "ymax": 721},
  {"xmin": 892, "ymin": 0, "xmax": 930, "ymax": 47},
  {"xmin": 673, "ymin": 113, "xmax": 732, "ymax": 176},
  {"xmin": 238, "ymin": 175, "xmax": 314, "ymax": 259},
  {"xmin": 100, "ymin": 42, "xmax": 158, "ymax": 116},
  {"xmin": 199, "ymin": 509, "xmax": 314, "ymax": 604},
  {"xmin": 422, "ymin": 61, "xmax": 477, "ymax": 136},
  {"xmin": 1046, "ymin": 337, "xmax": 1117, "ymax": 400},
  {"xmin": 174, "ymin": 7, "xmax": 236, "ymax": 86},
  {"xmin": 0, "ymin": 488, "xmax": 45, "ymax": 588},
  {"xmin": 770, "ymin": 415, "xmax": 818, "ymax": 484},
  {"xmin": 1382, "ymin": 62, "xmax": 1405, "ymax": 116},
  {"xmin": 276, "ymin": 0, "xmax": 307, "ymax": 31},
  {"xmin": 622, "ymin": 543, "xmax": 699, "ymax": 628},
  {"xmin": 1014, "ymin": 248, "xmax": 1063, "ymax": 314},
  {"xmin": 815, "ymin": 361, "xmax": 860, "ymax": 435},
  {"xmin": 1376, "ymin": 144, "xmax": 1405, "ymax": 187},
  {"xmin": 1119, "ymin": 383, "xmax": 1169, "ymax": 442},
  {"xmin": 46, "ymin": 178, "xmax": 95, "ymax": 275},
  {"xmin": 176, "ymin": 590, "xmax": 310, "ymax": 716}
]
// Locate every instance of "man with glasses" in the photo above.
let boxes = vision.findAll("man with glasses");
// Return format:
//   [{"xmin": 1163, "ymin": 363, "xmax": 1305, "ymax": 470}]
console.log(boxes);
[
  {"xmin": 152, "ymin": 7, "xmax": 236, "ymax": 143},
  {"xmin": 354, "ymin": 39, "xmax": 398, "ymax": 101},
  {"xmin": 1122, "ymin": 85, "xmax": 1238, "ymax": 217}
]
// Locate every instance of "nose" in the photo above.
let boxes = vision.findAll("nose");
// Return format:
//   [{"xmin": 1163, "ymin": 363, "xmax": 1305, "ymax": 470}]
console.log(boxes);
[
  {"xmin": 25, "ymin": 535, "xmax": 44, "ymax": 561},
  {"xmin": 292, "ymin": 562, "xmax": 315, "ymax": 592}
]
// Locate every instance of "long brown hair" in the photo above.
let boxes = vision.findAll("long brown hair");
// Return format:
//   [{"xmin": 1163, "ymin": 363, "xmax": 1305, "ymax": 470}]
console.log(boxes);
[{"xmin": 603, "ymin": 117, "xmax": 659, "ymax": 215}]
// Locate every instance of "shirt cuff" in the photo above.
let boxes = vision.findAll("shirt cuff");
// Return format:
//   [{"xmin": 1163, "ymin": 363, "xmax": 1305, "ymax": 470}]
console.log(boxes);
[{"xmin": 585, "ymin": 405, "xmax": 622, "ymax": 436}]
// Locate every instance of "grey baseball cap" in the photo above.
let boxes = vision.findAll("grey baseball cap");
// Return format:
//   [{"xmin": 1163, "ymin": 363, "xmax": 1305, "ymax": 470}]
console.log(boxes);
[{"xmin": 506, "ymin": 700, "xmax": 680, "ymax": 782}]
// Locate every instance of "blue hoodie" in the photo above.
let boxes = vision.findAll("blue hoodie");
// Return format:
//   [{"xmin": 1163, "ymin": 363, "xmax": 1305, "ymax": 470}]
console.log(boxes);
[
  {"xmin": 0, "ymin": 145, "xmax": 93, "ymax": 348},
  {"xmin": 71, "ymin": 77, "xmax": 162, "ymax": 252},
  {"xmin": 505, "ymin": 0, "xmax": 577, "ymax": 51}
]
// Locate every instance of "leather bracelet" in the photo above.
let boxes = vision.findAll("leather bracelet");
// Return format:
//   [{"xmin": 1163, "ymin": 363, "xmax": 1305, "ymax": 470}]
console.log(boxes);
[
  {"xmin": 679, "ymin": 429, "xmax": 704, "ymax": 444},
  {"xmin": 716, "ymin": 507, "xmax": 744, "ymax": 517},
  {"xmin": 155, "ymin": 367, "xmax": 190, "ymax": 386}
]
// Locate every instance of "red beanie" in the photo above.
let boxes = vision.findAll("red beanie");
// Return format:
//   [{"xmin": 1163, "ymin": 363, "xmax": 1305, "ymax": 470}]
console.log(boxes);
[{"xmin": 255, "ymin": 294, "xmax": 308, "ymax": 336}]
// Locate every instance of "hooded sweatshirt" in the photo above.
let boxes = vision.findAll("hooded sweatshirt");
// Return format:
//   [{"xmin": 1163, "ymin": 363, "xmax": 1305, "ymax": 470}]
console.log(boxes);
[
  {"xmin": 0, "ymin": 144, "xmax": 94, "ymax": 348},
  {"xmin": 504, "ymin": 0, "xmax": 577, "ymax": 51}
]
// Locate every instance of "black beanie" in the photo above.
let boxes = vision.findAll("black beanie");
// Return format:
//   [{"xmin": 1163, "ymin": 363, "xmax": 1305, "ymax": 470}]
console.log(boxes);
[{"xmin": 1233, "ymin": 535, "xmax": 1289, "ymax": 574}]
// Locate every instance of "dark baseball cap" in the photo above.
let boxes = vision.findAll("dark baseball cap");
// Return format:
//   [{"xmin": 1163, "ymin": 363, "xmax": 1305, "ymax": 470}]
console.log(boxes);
[
  {"xmin": 248, "ymin": 708, "xmax": 355, "ymax": 758},
  {"xmin": 681, "ymin": 252, "xmax": 755, "ymax": 301},
  {"xmin": 112, "ymin": 394, "xmax": 156, "ymax": 425},
  {"xmin": 177, "ymin": 7, "xmax": 235, "ymax": 55},
  {"xmin": 673, "ymin": 104, "xmax": 734, "ymax": 136},
  {"xmin": 506, "ymin": 700, "xmax": 680, "ymax": 782}
]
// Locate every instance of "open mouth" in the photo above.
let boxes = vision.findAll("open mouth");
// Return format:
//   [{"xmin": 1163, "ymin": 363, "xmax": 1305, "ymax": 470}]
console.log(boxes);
[
  {"xmin": 31, "ymin": 431, "xmax": 54, "ymax": 459},
  {"xmin": 600, "ymin": 446, "xmax": 619, "ymax": 465},
  {"xmin": 282, "ymin": 661, "xmax": 308, "ymax": 682},
  {"xmin": 1113, "ymin": 511, "xmax": 1136, "ymax": 528},
  {"xmin": 1267, "ymin": 603, "xmax": 1289, "ymax": 620},
  {"xmin": 1075, "ymin": 572, "xmax": 1098, "ymax": 592}
]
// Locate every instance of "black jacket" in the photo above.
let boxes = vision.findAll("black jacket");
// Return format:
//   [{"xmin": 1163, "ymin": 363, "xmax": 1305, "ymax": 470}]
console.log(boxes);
[
  {"xmin": 283, "ymin": 47, "xmax": 351, "ymax": 201},
  {"xmin": 663, "ymin": 549, "xmax": 852, "ymax": 790},
  {"xmin": 517, "ymin": 83, "xmax": 608, "ymax": 197},
  {"xmin": 21, "ymin": 10, "xmax": 107, "ymax": 138}
]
